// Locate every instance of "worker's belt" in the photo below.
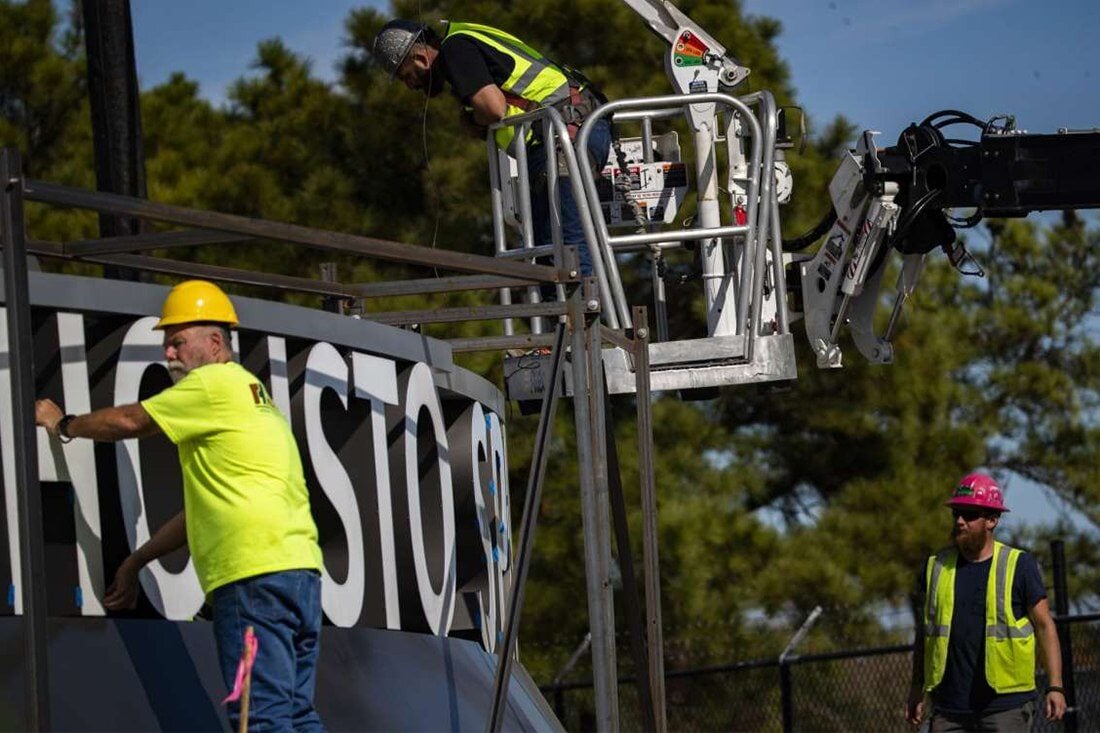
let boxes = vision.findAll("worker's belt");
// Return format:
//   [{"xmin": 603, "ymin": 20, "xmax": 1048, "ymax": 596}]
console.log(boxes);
[
  {"xmin": 504, "ymin": 85, "xmax": 604, "ymax": 142},
  {"xmin": 558, "ymin": 86, "xmax": 603, "ymax": 138}
]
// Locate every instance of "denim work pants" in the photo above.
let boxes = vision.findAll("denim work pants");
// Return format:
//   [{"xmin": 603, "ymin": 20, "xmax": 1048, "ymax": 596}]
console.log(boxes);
[
  {"xmin": 212, "ymin": 569, "xmax": 324, "ymax": 732},
  {"xmin": 527, "ymin": 116, "xmax": 613, "ymax": 277}
]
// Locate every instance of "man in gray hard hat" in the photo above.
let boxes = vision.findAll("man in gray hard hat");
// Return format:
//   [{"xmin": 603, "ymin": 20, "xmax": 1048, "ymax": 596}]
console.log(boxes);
[{"xmin": 372, "ymin": 18, "xmax": 611, "ymax": 279}]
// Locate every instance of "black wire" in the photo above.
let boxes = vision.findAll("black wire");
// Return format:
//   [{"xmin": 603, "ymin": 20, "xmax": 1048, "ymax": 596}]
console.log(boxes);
[
  {"xmin": 502, "ymin": 353, "xmax": 551, "ymax": 380},
  {"xmin": 782, "ymin": 206, "xmax": 838, "ymax": 252},
  {"xmin": 893, "ymin": 188, "xmax": 942, "ymax": 244},
  {"xmin": 860, "ymin": 187, "xmax": 944, "ymax": 285},
  {"xmin": 983, "ymin": 115, "xmax": 1016, "ymax": 135},
  {"xmin": 920, "ymin": 109, "xmax": 986, "ymax": 129}
]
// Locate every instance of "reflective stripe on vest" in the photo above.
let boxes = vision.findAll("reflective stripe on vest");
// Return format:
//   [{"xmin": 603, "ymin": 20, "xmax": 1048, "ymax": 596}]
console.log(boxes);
[
  {"xmin": 443, "ymin": 22, "xmax": 571, "ymax": 154},
  {"xmin": 923, "ymin": 541, "xmax": 1036, "ymax": 694}
]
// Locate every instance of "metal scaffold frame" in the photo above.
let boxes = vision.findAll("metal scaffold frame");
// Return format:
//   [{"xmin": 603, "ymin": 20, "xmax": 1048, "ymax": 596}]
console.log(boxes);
[{"xmin": 0, "ymin": 145, "xmax": 667, "ymax": 732}]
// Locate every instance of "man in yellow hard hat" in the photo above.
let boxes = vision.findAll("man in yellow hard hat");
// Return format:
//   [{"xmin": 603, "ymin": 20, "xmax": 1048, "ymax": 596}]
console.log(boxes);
[{"xmin": 36, "ymin": 280, "xmax": 325, "ymax": 732}]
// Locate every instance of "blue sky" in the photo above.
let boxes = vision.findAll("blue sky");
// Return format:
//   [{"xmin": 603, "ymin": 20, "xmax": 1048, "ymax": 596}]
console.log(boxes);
[
  {"xmin": 131, "ymin": 0, "xmax": 1100, "ymax": 138},
  {"xmin": 129, "ymin": 0, "xmax": 1098, "ymax": 532},
  {"xmin": 741, "ymin": 0, "xmax": 1100, "ymax": 139}
]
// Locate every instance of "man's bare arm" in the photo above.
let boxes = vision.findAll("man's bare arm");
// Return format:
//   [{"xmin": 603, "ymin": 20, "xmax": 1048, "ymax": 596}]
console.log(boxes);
[
  {"xmin": 104, "ymin": 511, "xmax": 187, "ymax": 610},
  {"xmin": 906, "ymin": 611, "xmax": 927, "ymax": 726},
  {"xmin": 36, "ymin": 398, "xmax": 160, "ymax": 441},
  {"xmin": 468, "ymin": 83, "xmax": 507, "ymax": 126},
  {"xmin": 1028, "ymin": 598, "xmax": 1067, "ymax": 721}
]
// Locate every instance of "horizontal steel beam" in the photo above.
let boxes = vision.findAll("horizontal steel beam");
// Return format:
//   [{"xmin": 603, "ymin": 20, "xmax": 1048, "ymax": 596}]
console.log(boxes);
[
  {"xmin": 599, "ymin": 324, "xmax": 635, "ymax": 352},
  {"xmin": 25, "ymin": 179, "xmax": 560, "ymax": 282},
  {"xmin": 448, "ymin": 332, "xmax": 557, "ymax": 353},
  {"xmin": 28, "ymin": 241, "xmax": 359, "ymax": 297},
  {"xmin": 64, "ymin": 228, "xmax": 252, "ymax": 256},
  {"xmin": 609, "ymin": 224, "xmax": 748, "ymax": 248},
  {"xmin": 367, "ymin": 300, "xmax": 567, "ymax": 326},
  {"xmin": 350, "ymin": 273, "xmax": 539, "ymax": 298},
  {"xmin": 496, "ymin": 244, "xmax": 555, "ymax": 260},
  {"xmin": 34, "ymin": 240, "xmax": 542, "ymax": 300}
]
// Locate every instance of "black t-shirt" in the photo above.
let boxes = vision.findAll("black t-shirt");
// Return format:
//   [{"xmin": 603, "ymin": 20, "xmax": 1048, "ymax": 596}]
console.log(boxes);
[
  {"xmin": 438, "ymin": 34, "xmax": 517, "ymax": 104},
  {"xmin": 919, "ymin": 549, "xmax": 1046, "ymax": 714}
]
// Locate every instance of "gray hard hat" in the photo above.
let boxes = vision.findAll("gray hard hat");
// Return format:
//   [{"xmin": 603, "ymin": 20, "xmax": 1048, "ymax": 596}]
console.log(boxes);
[{"xmin": 372, "ymin": 19, "xmax": 428, "ymax": 78}]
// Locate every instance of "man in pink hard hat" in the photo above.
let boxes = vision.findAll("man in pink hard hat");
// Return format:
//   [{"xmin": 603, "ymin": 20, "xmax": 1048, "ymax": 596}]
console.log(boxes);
[{"xmin": 906, "ymin": 473, "xmax": 1066, "ymax": 731}]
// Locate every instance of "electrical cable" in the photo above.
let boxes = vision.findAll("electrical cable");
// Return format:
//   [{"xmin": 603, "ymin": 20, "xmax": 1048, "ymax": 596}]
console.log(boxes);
[
  {"xmin": 920, "ymin": 109, "xmax": 985, "ymax": 130},
  {"xmin": 414, "ymin": 5, "xmax": 442, "ymax": 279},
  {"xmin": 890, "ymin": 187, "xmax": 942, "ymax": 246},
  {"xmin": 421, "ymin": 84, "xmax": 442, "ymax": 254},
  {"xmin": 867, "ymin": 187, "xmax": 941, "ymax": 277},
  {"xmin": 781, "ymin": 206, "xmax": 837, "ymax": 252}
]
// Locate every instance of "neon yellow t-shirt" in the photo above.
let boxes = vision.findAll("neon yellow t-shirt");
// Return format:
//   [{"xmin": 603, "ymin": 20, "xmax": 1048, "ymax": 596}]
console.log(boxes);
[{"xmin": 141, "ymin": 361, "xmax": 322, "ymax": 594}]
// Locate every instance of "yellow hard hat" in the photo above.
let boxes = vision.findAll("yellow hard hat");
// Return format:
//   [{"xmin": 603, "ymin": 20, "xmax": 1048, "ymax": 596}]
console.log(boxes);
[{"xmin": 155, "ymin": 280, "xmax": 239, "ymax": 329}]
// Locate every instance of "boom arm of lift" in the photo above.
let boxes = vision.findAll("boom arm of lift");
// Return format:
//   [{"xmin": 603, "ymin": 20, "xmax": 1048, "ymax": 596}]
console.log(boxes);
[
  {"xmin": 798, "ymin": 114, "xmax": 1100, "ymax": 367},
  {"xmin": 615, "ymin": 1, "xmax": 1100, "ymax": 370},
  {"xmin": 619, "ymin": 0, "xmax": 750, "ymax": 91}
]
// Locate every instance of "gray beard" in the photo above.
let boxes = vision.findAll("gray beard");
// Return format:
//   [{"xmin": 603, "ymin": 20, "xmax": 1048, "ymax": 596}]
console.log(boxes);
[{"xmin": 167, "ymin": 362, "xmax": 187, "ymax": 384}]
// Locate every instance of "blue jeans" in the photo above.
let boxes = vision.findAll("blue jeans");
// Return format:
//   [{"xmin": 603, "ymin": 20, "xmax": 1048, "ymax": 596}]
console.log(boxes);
[
  {"xmin": 212, "ymin": 570, "xmax": 324, "ymax": 732},
  {"xmin": 527, "ymin": 116, "xmax": 613, "ymax": 277}
]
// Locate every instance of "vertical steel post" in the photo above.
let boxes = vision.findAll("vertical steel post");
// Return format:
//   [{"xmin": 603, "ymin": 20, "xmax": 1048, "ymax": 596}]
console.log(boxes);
[
  {"xmin": 586, "ymin": 281, "xmax": 620, "ymax": 732},
  {"xmin": 633, "ymin": 306, "xmax": 667, "ymax": 732},
  {"xmin": 1050, "ymin": 540, "xmax": 1078, "ymax": 733},
  {"xmin": 82, "ymin": 0, "xmax": 146, "ymax": 281},
  {"xmin": 486, "ymin": 142, "xmax": 515, "ymax": 336},
  {"xmin": 553, "ymin": 686, "xmax": 566, "ymax": 724},
  {"xmin": 1, "ymin": 147, "xmax": 51, "ymax": 730},
  {"xmin": 779, "ymin": 660, "xmax": 793, "ymax": 733},
  {"xmin": 769, "ymin": 188, "xmax": 790, "ymax": 335},
  {"xmin": 513, "ymin": 124, "xmax": 544, "ymax": 334},
  {"xmin": 570, "ymin": 280, "xmax": 619, "ymax": 731},
  {"xmin": 602, "ymin": 388, "xmax": 655, "ymax": 731},
  {"xmin": 319, "ymin": 262, "xmax": 341, "ymax": 314},
  {"xmin": 487, "ymin": 324, "xmax": 569, "ymax": 733}
]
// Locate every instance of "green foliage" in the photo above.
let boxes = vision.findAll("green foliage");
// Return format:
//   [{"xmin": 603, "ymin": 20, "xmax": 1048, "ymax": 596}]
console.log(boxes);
[{"xmin": 1, "ymin": 0, "xmax": 1096, "ymax": 700}]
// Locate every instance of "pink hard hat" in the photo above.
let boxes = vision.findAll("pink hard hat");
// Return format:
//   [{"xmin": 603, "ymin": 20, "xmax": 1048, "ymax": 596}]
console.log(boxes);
[{"xmin": 945, "ymin": 472, "xmax": 1009, "ymax": 512}]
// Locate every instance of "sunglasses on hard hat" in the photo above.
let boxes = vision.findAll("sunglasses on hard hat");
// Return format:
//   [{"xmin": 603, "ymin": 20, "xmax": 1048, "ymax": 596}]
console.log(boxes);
[{"xmin": 952, "ymin": 507, "xmax": 990, "ymax": 522}]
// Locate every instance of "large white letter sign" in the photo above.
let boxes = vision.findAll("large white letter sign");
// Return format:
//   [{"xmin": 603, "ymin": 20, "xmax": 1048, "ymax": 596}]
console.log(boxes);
[
  {"xmin": 403, "ymin": 362, "xmax": 456, "ymax": 636},
  {"xmin": 352, "ymin": 351, "xmax": 401, "ymax": 629},
  {"xmin": 304, "ymin": 342, "xmax": 365, "ymax": 627},
  {"xmin": 35, "ymin": 313, "xmax": 106, "ymax": 615}
]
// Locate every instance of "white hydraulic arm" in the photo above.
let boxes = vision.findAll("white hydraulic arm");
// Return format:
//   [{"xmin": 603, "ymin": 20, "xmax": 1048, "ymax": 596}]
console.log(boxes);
[
  {"xmin": 796, "ymin": 112, "xmax": 1100, "ymax": 368},
  {"xmin": 799, "ymin": 131, "xmax": 903, "ymax": 368},
  {"xmin": 621, "ymin": 0, "xmax": 750, "ymax": 90},
  {"xmin": 618, "ymin": 0, "xmax": 756, "ymax": 338}
]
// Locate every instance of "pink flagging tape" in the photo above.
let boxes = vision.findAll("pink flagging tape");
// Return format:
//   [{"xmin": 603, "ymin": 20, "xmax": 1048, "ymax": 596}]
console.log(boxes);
[{"xmin": 223, "ymin": 626, "xmax": 259, "ymax": 704}]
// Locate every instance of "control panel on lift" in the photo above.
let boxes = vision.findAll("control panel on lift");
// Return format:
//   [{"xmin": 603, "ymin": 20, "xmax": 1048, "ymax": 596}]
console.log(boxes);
[{"xmin": 595, "ymin": 133, "xmax": 687, "ymax": 227}]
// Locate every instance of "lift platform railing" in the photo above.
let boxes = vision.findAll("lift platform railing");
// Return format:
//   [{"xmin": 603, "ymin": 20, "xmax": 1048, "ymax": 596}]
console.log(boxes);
[
  {"xmin": 486, "ymin": 106, "xmax": 613, "ymax": 335},
  {"xmin": 489, "ymin": 91, "xmax": 798, "ymax": 393},
  {"xmin": 576, "ymin": 93, "xmax": 766, "ymax": 336}
]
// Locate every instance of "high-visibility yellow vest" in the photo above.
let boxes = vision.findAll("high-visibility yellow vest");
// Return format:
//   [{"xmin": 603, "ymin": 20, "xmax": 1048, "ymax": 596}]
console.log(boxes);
[
  {"xmin": 923, "ymin": 541, "xmax": 1037, "ymax": 693},
  {"xmin": 442, "ymin": 22, "xmax": 572, "ymax": 154}
]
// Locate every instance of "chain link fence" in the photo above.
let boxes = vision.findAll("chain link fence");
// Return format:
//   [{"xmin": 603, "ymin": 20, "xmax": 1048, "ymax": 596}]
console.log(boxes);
[{"xmin": 544, "ymin": 615, "xmax": 1099, "ymax": 731}]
